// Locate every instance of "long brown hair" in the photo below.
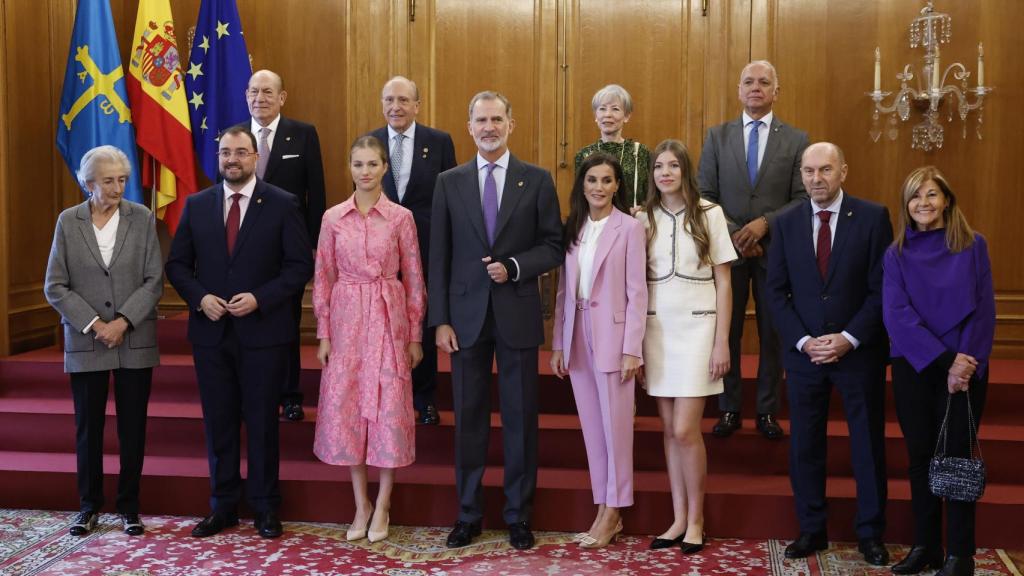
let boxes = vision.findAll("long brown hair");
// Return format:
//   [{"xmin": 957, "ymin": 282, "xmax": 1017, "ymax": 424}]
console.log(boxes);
[
  {"xmin": 894, "ymin": 165, "xmax": 974, "ymax": 254},
  {"xmin": 564, "ymin": 153, "xmax": 627, "ymax": 247},
  {"xmin": 642, "ymin": 139, "xmax": 713, "ymax": 266}
]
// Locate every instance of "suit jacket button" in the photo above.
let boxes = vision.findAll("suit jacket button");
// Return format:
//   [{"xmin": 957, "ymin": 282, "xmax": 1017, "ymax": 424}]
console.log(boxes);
[
  {"xmin": 105, "ymin": 301, "xmax": 111, "ymax": 307},
  {"xmin": 821, "ymin": 294, "xmax": 829, "ymax": 300},
  {"xmin": 591, "ymin": 301, "xmax": 598, "ymax": 307}
]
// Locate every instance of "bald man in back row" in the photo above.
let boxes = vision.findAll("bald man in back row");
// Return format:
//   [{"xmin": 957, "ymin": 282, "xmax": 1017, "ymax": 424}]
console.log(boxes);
[{"xmin": 246, "ymin": 69, "xmax": 327, "ymax": 422}]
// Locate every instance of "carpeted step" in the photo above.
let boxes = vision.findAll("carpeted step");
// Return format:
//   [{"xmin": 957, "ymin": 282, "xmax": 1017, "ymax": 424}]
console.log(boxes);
[{"xmin": 1, "ymin": 450, "xmax": 1021, "ymax": 548}]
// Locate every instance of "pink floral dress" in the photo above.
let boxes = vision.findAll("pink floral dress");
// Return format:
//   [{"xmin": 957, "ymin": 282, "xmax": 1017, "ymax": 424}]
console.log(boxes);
[{"xmin": 312, "ymin": 194, "xmax": 426, "ymax": 468}]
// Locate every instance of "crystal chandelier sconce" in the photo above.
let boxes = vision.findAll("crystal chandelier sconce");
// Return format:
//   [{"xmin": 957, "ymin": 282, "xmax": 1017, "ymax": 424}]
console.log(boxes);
[{"xmin": 867, "ymin": 1, "xmax": 991, "ymax": 151}]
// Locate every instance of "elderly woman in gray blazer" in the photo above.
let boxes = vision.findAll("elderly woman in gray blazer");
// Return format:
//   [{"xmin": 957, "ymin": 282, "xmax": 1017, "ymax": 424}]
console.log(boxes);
[{"xmin": 44, "ymin": 145, "xmax": 162, "ymax": 537}]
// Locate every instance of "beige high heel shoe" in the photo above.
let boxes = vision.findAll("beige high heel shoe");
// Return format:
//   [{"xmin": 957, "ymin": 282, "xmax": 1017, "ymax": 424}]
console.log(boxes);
[
  {"xmin": 346, "ymin": 506, "xmax": 373, "ymax": 541},
  {"xmin": 367, "ymin": 510, "xmax": 390, "ymax": 543},
  {"xmin": 579, "ymin": 520, "xmax": 623, "ymax": 548}
]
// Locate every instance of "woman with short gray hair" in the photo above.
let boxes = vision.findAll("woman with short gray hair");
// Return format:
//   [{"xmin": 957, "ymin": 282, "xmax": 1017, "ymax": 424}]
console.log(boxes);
[
  {"xmin": 574, "ymin": 84, "xmax": 651, "ymax": 209},
  {"xmin": 44, "ymin": 144, "xmax": 162, "ymax": 537}
]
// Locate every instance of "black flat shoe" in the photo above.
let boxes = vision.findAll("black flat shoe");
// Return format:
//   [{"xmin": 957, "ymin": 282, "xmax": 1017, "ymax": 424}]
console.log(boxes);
[
  {"xmin": 190, "ymin": 512, "xmax": 239, "ymax": 538},
  {"xmin": 680, "ymin": 533, "xmax": 706, "ymax": 555},
  {"xmin": 785, "ymin": 532, "xmax": 828, "ymax": 559},
  {"xmin": 69, "ymin": 511, "xmax": 98, "ymax": 536},
  {"xmin": 255, "ymin": 511, "xmax": 283, "ymax": 539},
  {"xmin": 858, "ymin": 538, "xmax": 890, "ymax": 566},
  {"xmin": 119, "ymin": 513, "xmax": 144, "ymax": 536},
  {"xmin": 891, "ymin": 545, "xmax": 944, "ymax": 574},
  {"xmin": 712, "ymin": 412, "xmax": 741, "ymax": 437},
  {"xmin": 508, "ymin": 521, "xmax": 535, "ymax": 550},
  {"xmin": 650, "ymin": 533, "xmax": 684, "ymax": 549},
  {"xmin": 446, "ymin": 520, "xmax": 481, "ymax": 548},
  {"xmin": 936, "ymin": 555, "xmax": 974, "ymax": 576}
]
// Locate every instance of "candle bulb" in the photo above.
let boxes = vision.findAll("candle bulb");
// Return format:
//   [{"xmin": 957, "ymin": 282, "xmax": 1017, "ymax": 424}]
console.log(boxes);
[
  {"xmin": 977, "ymin": 43, "xmax": 985, "ymax": 87},
  {"xmin": 874, "ymin": 47, "xmax": 881, "ymax": 92},
  {"xmin": 932, "ymin": 45, "xmax": 941, "ymax": 91}
]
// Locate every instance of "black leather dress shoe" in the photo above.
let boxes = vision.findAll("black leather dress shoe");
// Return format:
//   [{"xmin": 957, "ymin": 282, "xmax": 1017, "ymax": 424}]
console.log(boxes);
[
  {"xmin": 508, "ymin": 521, "xmax": 535, "ymax": 550},
  {"xmin": 283, "ymin": 402, "xmax": 305, "ymax": 421},
  {"xmin": 891, "ymin": 545, "xmax": 944, "ymax": 574},
  {"xmin": 255, "ymin": 511, "xmax": 283, "ymax": 539},
  {"xmin": 936, "ymin": 555, "xmax": 974, "ymax": 576},
  {"xmin": 119, "ymin": 513, "xmax": 144, "ymax": 536},
  {"xmin": 446, "ymin": 521, "xmax": 481, "ymax": 548},
  {"xmin": 416, "ymin": 404, "xmax": 440, "ymax": 425},
  {"xmin": 784, "ymin": 532, "xmax": 828, "ymax": 558},
  {"xmin": 712, "ymin": 412, "xmax": 741, "ymax": 437},
  {"xmin": 69, "ymin": 511, "xmax": 99, "ymax": 536},
  {"xmin": 649, "ymin": 533, "xmax": 684, "ymax": 550},
  {"xmin": 756, "ymin": 414, "xmax": 784, "ymax": 439},
  {"xmin": 858, "ymin": 538, "xmax": 890, "ymax": 566},
  {"xmin": 190, "ymin": 512, "xmax": 239, "ymax": 538}
]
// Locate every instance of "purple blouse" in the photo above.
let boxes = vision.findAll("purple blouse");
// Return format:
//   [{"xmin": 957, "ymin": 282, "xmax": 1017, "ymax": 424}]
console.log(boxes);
[{"xmin": 882, "ymin": 228, "xmax": 995, "ymax": 377}]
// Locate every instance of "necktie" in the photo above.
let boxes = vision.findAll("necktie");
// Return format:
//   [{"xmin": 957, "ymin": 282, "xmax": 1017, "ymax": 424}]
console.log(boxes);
[
  {"xmin": 391, "ymin": 133, "xmax": 405, "ymax": 201},
  {"xmin": 747, "ymin": 120, "xmax": 762, "ymax": 185},
  {"xmin": 483, "ymin": 163, "xmax": 498, "ymax": 246},
  {"xmin": 226, "ymin": 193, "xmax": 242, "ymax": 254},
  {"xmin": 256, "ymin": 127, "xmax": 270, "ymax": 179},
  {"xmin": 816, "ymin": 210, "xmax": 832, "ymax": 280}
]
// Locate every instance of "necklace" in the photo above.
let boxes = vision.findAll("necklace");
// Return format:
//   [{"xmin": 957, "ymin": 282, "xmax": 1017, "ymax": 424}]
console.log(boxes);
[{"xmin": 596, "ymin": 138, "xmax": 626, "ymax": 166}]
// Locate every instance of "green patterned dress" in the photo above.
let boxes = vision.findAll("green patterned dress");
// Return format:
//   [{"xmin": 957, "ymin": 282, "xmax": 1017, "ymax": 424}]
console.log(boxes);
[{"xmin": 574, "ymin": 139, "xmax": 651, "ymax": 208}]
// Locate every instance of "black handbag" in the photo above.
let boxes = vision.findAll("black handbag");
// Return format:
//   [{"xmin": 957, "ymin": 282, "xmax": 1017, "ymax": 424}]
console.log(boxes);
[{"xmin": 928, "ymin": 389, "xmax": 986, "ymax": 502}]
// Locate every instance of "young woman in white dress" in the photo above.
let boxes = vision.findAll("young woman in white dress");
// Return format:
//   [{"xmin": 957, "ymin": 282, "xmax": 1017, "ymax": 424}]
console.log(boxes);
[{"xmin": 637, "ymin": 139, "xmax": 737, "ymax": 554}]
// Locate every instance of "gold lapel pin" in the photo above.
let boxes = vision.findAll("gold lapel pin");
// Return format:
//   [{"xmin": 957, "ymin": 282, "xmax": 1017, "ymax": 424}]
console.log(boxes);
[
  {"xmin": 257, "ymin": 198, "xmax": 263, "ymax": 204},
  {"xmin": 286, "ymin": 137, "xmax": 292, "ymax": 141},
  {"xmin": 423, "ymin": 147, "xmax": 429, "ymax": 153},
  {"xmin": 846, "ymin": 211, "xmax": 853, "ymax": 216},
  {"xmin": 518, "ymin": 181, "xmax": 524, "ymax": 187}
]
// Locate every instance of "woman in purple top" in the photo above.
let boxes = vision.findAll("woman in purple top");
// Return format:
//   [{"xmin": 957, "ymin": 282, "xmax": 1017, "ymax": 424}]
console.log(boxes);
[{"xmin": 882, "ymin": 166, "xmax": 994, "ymax": 576}]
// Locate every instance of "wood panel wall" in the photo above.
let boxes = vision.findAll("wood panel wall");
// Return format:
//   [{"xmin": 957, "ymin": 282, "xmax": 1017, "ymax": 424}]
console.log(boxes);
[{"xmin": 1, "ymin": 0, "xmax": 1020, "ymax": 358}]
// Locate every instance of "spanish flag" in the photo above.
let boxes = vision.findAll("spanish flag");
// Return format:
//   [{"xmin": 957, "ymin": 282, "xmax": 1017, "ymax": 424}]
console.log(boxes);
[{"xmin": 125, "ymin": 0, "xmax": 197, "ymax": 234}]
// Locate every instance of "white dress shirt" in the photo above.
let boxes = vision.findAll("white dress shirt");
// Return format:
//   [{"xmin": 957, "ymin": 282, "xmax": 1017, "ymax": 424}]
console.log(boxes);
[
  {"xmin": 388, "ymin": 122, "xmax": 416, "ymax": 201},
  {"xmin": 796, "ymin": 189, "xmax": 860, "ymax": 352},
  {"xmin": 576, "ymin": 215, "xmax": 609, "ymax": 299},
  {"xmin": 251, "ymin": 114, "xmax": 282, "ymax": 153},
  {"xmin": 82, "ymin": 209, "xmax": 121, "ymax": 333},
  {"xmin": 742, "ymin": 110, "xmax": 773, "ymax": 170},
  {"xmin": 224, "ymin": 175, "xmax": 257, "ymax": 225}
]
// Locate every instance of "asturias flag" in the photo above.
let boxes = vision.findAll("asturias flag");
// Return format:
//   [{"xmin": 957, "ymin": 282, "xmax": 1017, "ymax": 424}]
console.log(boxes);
[
  {"xmin": 185, "ymin": 0, "xmax": 253, "ymax": 181},
  {"xmin": 126, "ymin": 0, "xmax": 198, "ymax": 234},
  {"xmin": 56, "ymin": 0, "xmax": 142, "ymax": 203}
]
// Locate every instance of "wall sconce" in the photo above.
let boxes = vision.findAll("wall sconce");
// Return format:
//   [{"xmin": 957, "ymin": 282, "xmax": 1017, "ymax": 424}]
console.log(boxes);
[{"xmin": 867, "ymin": 1, "xmax": 991, "ymax": 151}]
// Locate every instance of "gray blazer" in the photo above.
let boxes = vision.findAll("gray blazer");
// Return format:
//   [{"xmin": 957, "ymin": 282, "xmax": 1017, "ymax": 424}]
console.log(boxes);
[
  {"xmin": 44, "ymin": 200, "xmax": 162, "ymax": 373},
  {"xmin": 698, "ymin": 115, "xmax": 809, "ymax": 258}
]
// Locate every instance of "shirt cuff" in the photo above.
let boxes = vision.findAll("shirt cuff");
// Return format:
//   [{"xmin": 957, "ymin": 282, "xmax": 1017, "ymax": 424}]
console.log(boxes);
[
  {"xmin": 796, "ymin": 335, "xmax": 811, "ymax": 353},
  {"xmin": 841, "ymin": 330, "xmax": 860, "ymax": 349},
  {"xmin": 508, "ymin": 257, "xmax": 521, "ymax": 282},
  {"xmin": 82, "ymin": 316, "xmax": 100, "ymax": 334}
]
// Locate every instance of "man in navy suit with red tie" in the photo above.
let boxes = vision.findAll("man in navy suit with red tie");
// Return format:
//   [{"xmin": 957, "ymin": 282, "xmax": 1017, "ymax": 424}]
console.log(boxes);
[
  {"xmin": 370, "ymin": 76, "xmax": 457, "ymax": 425},
  {"xmin": 166, "ymin": 126, "xmax": 313, "ymax": 539},
  {"xmin": 767, "ymin": 142, "xmax": 892, "ymax": 566}
]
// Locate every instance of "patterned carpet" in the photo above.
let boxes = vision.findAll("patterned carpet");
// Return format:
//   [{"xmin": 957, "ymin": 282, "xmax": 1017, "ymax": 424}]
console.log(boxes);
[{"xmin": 0, "ymin": 509, "xmax": 1020, "ymax": 576}]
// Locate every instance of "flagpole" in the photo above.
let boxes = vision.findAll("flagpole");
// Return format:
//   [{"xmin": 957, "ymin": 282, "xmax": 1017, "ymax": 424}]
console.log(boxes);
[{"xmin": 151, "ymin": 155, "xmax": 157, "ymax": 213}]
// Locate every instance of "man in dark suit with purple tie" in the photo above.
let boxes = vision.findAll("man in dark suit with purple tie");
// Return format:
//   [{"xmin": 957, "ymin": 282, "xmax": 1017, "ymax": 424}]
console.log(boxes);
[
  {"xmin": 166, "ymin": 126, "xmax": 313, "ymax": 540},
  {"xmin": 767, "ymin": 142, "xmax": 892, "ymax": 566},
  {"xmin": 369, "ymin": 76, "xmax": 457, "ymax": 426}
]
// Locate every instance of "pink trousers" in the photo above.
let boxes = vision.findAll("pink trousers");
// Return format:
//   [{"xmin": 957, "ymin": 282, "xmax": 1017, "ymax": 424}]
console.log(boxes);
[{"xmin": 568, "ymin": 304, "xmax": 635, "ymax": 508}]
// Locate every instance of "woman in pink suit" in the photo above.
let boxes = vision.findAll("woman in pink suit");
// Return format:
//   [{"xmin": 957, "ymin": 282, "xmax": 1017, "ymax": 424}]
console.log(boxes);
[
  {"xmin": 551, "ymin": 153, "xmax": 648, "ymax": 548},
  {"xmin": 313, "ymin": 136, "xmax": 426, "ymax": 543}
]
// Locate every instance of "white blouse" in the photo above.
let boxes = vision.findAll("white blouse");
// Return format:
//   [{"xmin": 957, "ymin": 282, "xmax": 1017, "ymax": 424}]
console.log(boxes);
[
  {"xmin": 92, "ymin": 209, "xmax": 120, "ymax": 267},
  {"xmin": 576, "ymin": 214, "xmax": 610, "ymax": 299}
]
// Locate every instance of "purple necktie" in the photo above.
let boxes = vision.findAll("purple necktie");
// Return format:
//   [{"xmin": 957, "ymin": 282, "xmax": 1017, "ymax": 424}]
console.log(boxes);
[{"xmin": 483, "ymin": 162, "xmax": 498, "ymax": 245}]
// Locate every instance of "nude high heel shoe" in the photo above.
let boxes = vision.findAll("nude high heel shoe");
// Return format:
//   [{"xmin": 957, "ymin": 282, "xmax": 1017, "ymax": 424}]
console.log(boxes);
[
  {"xmin": 579, "ymin": 520, "xmax": 623, "ymax": 548},
  {"xmin": 368, "ymin": 510, "xmax": 390, "ymax": 543},
  {"xmin": 346, "ymin": 506, "xmax": 373, "ymax": 541}
]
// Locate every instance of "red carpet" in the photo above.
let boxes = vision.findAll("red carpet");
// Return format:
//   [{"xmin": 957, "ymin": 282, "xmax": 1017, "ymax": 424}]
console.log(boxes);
[{"xmin": 1, "ymin": 509, "xmax": 1020, "ymax": 576}]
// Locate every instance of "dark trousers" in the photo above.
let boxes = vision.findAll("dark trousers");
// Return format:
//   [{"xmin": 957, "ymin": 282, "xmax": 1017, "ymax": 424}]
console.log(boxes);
[
  {"xmin": 412, "ymin": 325, "xmax": 438, "ymax": 413},
  {"xmin": 451, "ymin": 304, "xmax": 538, "ymax": 525},
  {"xmin": 69, "ymin": 367, "xmax": 152, "ymax": 514},
  {"xmin": 193, "ymin": 321, "xmax": 285, "ymax": 515},
  {"xmin": 719, "ymin": 258, "xmax": 782, "ymax": 415},
  {"xmin": 787, "ymin": 366, "xmax": 887, "ymax": 539},
  {"xmin": 280, "ymin": 292, "xmax": 304, "ymax": 407},
  {"xmin": 892, "ymin": 356, "xmax": 987, "ymax": 556}
]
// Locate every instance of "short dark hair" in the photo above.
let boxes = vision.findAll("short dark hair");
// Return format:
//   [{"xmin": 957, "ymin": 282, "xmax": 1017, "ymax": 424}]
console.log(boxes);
[{"xmin": 219, "ymin": 124, "xmax": 258, "ymax": 151}]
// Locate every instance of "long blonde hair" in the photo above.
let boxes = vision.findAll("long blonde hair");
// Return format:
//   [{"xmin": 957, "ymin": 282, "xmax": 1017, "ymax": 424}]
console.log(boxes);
[
  {"xmin": 894, "ymin": 165, "xmax": 974, "ymax": 253},
  {"xmin": 643, "ymin": 139, "xmax": 713, "ymax": 266}
]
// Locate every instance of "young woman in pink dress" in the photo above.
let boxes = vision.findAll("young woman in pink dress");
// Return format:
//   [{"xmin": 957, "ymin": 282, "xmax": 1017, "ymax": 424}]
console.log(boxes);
[{"xmin": 313, "ymin": 135, "xmax": 426, "ymax": 543}]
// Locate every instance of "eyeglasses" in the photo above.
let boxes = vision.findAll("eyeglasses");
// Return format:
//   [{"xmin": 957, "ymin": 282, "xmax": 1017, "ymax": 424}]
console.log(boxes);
[{"xmin": 218, "ymin": 149, "xmax": 255, "ymax": 159}]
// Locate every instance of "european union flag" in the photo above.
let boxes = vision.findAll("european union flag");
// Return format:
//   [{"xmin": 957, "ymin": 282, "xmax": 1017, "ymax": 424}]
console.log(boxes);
[
  {"xmin": 56, "ymin": 0, "xmax": 142, "ymax": 203},
  {"xmin": 185, "ymin": 0, "xmax": 253, "ymax": 181}
]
